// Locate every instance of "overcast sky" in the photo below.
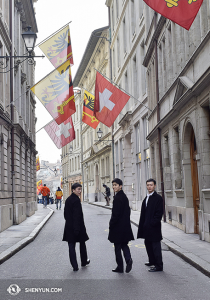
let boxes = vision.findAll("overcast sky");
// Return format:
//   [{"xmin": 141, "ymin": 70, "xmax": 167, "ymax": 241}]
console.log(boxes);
[{"xmin": 35, "ymin": 0, "xmax": 108, "ymax": 163}]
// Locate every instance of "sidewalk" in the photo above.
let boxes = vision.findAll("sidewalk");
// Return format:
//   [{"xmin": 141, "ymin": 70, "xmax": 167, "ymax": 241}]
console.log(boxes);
[
  {"xmin": 89, "ymin": 201, "xmax": 210, "ymax": 277},
  {"xmin": 0, "ymin": 204, "xmax": 53, "ymax": 265}
]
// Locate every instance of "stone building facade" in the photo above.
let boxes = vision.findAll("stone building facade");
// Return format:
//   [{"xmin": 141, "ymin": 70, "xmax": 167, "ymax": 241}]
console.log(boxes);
[
  {"xmin": 106, "ymin": 0, "xmax": 150, "ymax": 210},
  {"xmin": 0, "ymin": 0, "xmax": 38, "ymax": 232},
  {"xmin": 61, "ymin": 92, "xmax": 82, "ymax": 201},
  {"xmin": 143, "ymin": 3, "xmax": 210, "ymax": 241},
  {"xmin": 73, "ymin": 26, "xmax": 114, "ymax": 203}
]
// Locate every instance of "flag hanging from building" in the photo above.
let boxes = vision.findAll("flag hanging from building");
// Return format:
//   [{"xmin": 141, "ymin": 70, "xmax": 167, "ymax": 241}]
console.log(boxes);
[
  {"xmin": 94, "ymin": 72, "xmax": 130, "ymax": 127},
  {"xmin": 60, "ymin": 177, "xmax": 63, "ymax": 189},
  {"xmin": 31, "ymin": 60, "xmax": 75, "ymax": 125},
  {"xmin": 44, "ymin": 116, "xmax": 75, "ymax": 149},
  {"xmin": 143, "ymin": 0, "xmax": 203, "ymax": 30},
  {"xmin": 82, "ymin": 90, "xmax": 99, "ymax": 129},
  {"xmin": 36, "ymin": 156, "xmax": 40, "ymax": 171},
  {"xmin": 39, "ymin": 25, "xmax": 74, "ymax": 68}
]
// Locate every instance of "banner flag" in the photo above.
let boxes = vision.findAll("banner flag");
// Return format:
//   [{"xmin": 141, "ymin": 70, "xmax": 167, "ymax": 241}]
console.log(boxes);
[
  {"xmin": 94, "ymin": 72, "xmax": 130, "ymax": 127},
  {"xmin": 60, "ymin": 177, "xmax": 63, "ymax": 189},
  {"xmin": 44, "ymin": 116, "xmax": 75, "ymax": 149},
  {"xmin": 82, "ymin": 90, "xmax": 99, "ymax": 129},
  {"xmin": 36, "ymin": 156, "xmax": 40, "ymax": 171},
  {"xmin": 143, "ymin": 0, "xmax": 203, "ymax": 30},
  {"xmin": 31, "ymin": 60, "xmax": 75, "ymax": 125},
  {"xmin": 39, "ymin": 25, "xmax": 74, "ymax": 68}
]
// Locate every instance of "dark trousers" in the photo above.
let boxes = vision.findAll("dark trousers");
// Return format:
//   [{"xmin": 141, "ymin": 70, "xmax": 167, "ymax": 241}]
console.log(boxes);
[
  {"xmin": 144, "ymin": 239, "xmax": 163, "ymax": 269},
  {"xmin": 114, "ymin": 242, "xmax": 132, "ymax": 271},
  {"xmin": 68, "ymin": 242, "xmax": 88, "ymax": 269}
]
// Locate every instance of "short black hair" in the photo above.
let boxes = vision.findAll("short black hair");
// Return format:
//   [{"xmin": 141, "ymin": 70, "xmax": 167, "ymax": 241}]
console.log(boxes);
[
  {"xmin": 146, "ymin": 178, "xmax": 156, "ymax": 185},
  {"xmin": 44, "ymin": 184, "xmax": 46, "ymax": 186},
  {"xmin": 72, "ymin": 183, "xmax": 82, "ymax": 191},
  {"xmin": 112, "ymin": 178, "xmax": 123, "ymax": 186}
]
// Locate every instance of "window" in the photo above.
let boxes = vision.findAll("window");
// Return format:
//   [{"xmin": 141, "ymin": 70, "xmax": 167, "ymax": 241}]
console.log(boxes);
[
  {"xmin": 143, "ymin": 116, "xmax": 150, "ymax": 180},
  {"xmin": 135, "ymin": 123, "xmax": 141, "ymax": 200},
  {"xmin": 101, "ymin": 159, "xmax": 105, "ymax": 177},
  {"xmin": 77, "ymin": 129, "xmax": 79, "ymax": 148},
  {"xmin": 106, "ymin": 156, "xmax": 110, "ymax": 176},
  {"xmin": 119, "ymin": 139, "xmax": 124, "ymax": 180},
  {"xmin": 115, "ymin": 142, "xmax": 119, "ymax": 178}
]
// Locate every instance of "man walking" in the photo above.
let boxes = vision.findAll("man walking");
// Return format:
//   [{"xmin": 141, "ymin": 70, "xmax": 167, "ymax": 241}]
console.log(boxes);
[
  {"xmin": 137, "ymin": 179, "xmax": 164, "ymax": 272},
  {"xmin": 55, "ymin": 187, "xmax": 63, "ymax": 210},
  {"xmin": 63, "ymin": 183, "xmax": 90, "ymax": 271},
  {"xmin": 108, "ymin": 178, "xmax": 134, "ymax": 273},
  {"xmin": 103, "ymin": 184, "xmax": 111, "ymax": 206},
  {"xmin": 40, "ymin": 184, "xmax": 50, "ymax": 208}
]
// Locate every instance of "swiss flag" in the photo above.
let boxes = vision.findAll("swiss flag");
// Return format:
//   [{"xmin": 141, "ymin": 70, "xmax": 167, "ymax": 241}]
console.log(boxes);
[
  {"xmin": 94, "ymin": 72, "xmax": 130, "ymax": 127},
  {"xmin": 144, "ymin": 0, "xmax": 203, "ymax": 30},
  {"xmin": 44, "ymin": 116, "xmax": 75, "ymax": 149}
]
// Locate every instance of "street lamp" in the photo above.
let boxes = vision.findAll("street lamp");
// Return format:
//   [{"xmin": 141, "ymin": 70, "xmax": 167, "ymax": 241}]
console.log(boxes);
[
  {"xmin": 97, "ymin": 128, "xmax": 103, "ymax": 140},
  {"xmin": 0, "ymin": 25, "xmax": 44, "ymax": 71},
  {"xmin": 22, "ymin": 26, "xmax": 37, "ymax": 55}
]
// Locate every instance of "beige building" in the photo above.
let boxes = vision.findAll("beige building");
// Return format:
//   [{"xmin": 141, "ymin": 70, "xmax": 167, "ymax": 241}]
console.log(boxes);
[
  {"xmin": 144, "ymin": 5, "xmax": 210, "ymax": 242},
  {"xmin": 0, "ymin": 0, "xmax": 38, "ymax": 232},
  {"xmin": 73, "ymin": 26, "xmax": 114, "ymax": 203}
]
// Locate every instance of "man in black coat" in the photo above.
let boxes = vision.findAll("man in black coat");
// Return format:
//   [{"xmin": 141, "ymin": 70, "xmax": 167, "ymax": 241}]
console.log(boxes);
[
  {"xmin": 137, "ymin": 178, "xmax": 164, "ymax": 272},
  {"xmin": 63, "ymin": 183, "xmax": 90, "ymax": 271},
  {"xmin": 108, "ymin": 178, "xmax": 134, "ymax": 273},
  {"xmin": 103, "ymin": 184, "xmax": 111, "ymax": 206}
]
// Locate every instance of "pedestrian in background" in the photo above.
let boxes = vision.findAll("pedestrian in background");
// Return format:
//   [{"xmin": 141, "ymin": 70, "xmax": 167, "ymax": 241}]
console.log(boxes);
[
  {"xmin": 55, "ymin": 187, "xmax": 63, "ymax": 210},
  {"xmin": 103, "ymin": 184, "xmax": 111, "ymax": 206},
  {"xmin": 63, "ymin": 183, "xmax": 90, "ymax": 271},
  {"xmin": 108, "ymin": 178, "xmax": 134, "ymax": 273},
  {"xmin": 137, "ymin": 178, "xmax": 164, "ymax": 272},
  {"xmin": 40, "ymin": 184, "xmax": 50, "ymax": 208}
]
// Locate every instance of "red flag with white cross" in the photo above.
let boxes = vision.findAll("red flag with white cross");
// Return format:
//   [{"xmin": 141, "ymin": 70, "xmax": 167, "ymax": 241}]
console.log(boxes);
[
  {"xmin": 44, "ymin": 116, "xmax": 75, "ymax": 149},
  {"xmin": 94, "ymin": 72, "xmax": 130, "ymax": 128},
  {"xmin": 143, "ymin": 0, "xmax": 203, "ymax": 30}
]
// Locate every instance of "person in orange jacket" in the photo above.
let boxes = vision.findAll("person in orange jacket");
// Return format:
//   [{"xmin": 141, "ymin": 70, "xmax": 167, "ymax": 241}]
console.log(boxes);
[
  {"xmin": 40, "ymin": 184, "xmax": 50, "ymax": 208},
  {"xmin": 55, "ymin": 187, "xmax": 63, "ymax": 210}
]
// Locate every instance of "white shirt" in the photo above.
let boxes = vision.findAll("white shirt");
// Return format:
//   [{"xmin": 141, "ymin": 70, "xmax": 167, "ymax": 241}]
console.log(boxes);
[{"xmin": 145, "ymin": 191, "xmax": 154, "ymax": 207}]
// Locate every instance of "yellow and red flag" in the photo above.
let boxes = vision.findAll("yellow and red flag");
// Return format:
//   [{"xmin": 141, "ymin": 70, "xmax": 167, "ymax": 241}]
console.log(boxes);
[
  {"xmin": 31, "ymin": 60, "xmax": 75, "ymax": 125},
  {"xmin": 39, "ymin": 25, "xmax": 73, "ymax": 68},
  {"xmin": 37, "ymin": 180, "xmax": 43, "ymax": 195},
  {"xmin": 144, "ymin": 0, "xmax": 203, "ymax": 30},
  {"xmin": 36, "ymin": 156, "xmax": 40, "ymax": 171},
  {"xmin": 82, "ymin": 90, "xmax": 99, "ymax": 129},
  {"xmin": 60, "ymin": 177, "xmax": 63, "ymax": 189}
]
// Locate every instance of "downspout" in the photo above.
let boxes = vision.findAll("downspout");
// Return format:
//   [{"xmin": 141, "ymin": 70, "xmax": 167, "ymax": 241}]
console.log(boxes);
[
  {"xmin": 154, "ymin": 13, "xmax": 166, "ymax": 222},
  {"xmin": 80, "ymin": 94, "xmax": 85, "ymax": 201},
  {"xmin": 10, "ymin": 0, "xmax": 16, "ymax": 224},
  {"xmin": 108, "ymin": 6, "xmax": 115, "ymax": 183}
]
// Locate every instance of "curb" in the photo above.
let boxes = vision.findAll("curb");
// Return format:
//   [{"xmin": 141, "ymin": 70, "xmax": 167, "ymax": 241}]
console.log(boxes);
[
  {"xmin": 0, "ymin": 207, "xmax": 54, "ymax": 265},
  {"xmin": 88, "ymin": 202, "xmax": 210, "ymax": 278}
]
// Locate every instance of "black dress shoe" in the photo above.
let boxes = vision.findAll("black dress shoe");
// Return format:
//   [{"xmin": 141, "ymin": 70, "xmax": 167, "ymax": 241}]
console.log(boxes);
[
  {"xmin": 125, "ymin": 258, "xmax": 133, "ymax": 273},
  {"xmin": 73, "ymin": 268, "xmax": 79, "ymax": 271},
  {"xmin": 112, "ymin": 267, "xmax": 123, "ymax": 273},
  {"xmin": 148, "ymin": 267, "xmax": 163, "ymax": 272},
  {"xmin": 81, "ymin": 259, "xmax": 90, "ymax": 267},
  {"xmin": 145, "ymin": 262, "xmax": 155, "ymax": 266}
]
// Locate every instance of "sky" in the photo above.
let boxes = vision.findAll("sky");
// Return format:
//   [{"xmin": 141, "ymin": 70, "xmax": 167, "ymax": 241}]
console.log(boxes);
[{"xmin": 34, "ymin": 0, "xmax": 108, "ymax": 163}]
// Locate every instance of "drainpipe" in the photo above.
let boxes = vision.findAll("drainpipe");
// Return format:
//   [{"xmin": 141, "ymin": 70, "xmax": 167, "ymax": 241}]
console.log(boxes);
[
  {"xmin": 154, "ymin": 13, "xmax": 166, "ymax": 222},
  {"xmin": 108, "ymin": 6, "xmax": 115, "ymax": 181},
  {"xmin": 10, "ymin": 0, "xmax": 16, "ymax": 224}
]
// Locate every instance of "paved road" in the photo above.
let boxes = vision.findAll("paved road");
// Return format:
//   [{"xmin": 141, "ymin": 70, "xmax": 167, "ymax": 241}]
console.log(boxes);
[{"xmin": 0, "ymin": 203, "xmax": 209, "ymax": 300}]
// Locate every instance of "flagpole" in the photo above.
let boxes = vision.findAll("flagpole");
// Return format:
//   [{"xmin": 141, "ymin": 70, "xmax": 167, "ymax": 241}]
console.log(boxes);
[
  {"xmin": 94, "ymin": 68, "xmax": 152, "ymax": 113},
  {"xmin": 35, "ymin": 21, "xmax": 72, "ymax": 48},
  {"xmin": 36, "ymin": 119, "xmax": 53, "ymax": 133}
]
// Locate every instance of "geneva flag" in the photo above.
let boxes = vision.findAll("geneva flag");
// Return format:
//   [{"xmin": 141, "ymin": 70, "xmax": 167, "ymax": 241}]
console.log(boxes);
[
  {"xmin": 144, "ymin": 0, "xmax": 203, "ymax": 30},
  {"xmin": 39, "ymin": 25, "xmax": 74, "ymax": 68},
  {"xmin": 31, "ymin": 60, "xmax": 75, "ymax": 125},
  {"xmin": 94, "ymin": 72, "xmax": 130, "ymax": 128},
  {"xmin": 44, "ymin": 116, "xmax": 75, "ymax": 149},
  {"xmin": 82, "ymin": 90, "xmax": 99, "ymax": 129}
]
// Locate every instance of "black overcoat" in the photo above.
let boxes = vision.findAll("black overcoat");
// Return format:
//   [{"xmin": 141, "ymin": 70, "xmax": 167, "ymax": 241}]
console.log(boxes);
[
  {"xmin": 137, "ymin": 191, "xmax": 163, "ymax": 242},
  {"xmin": 108, "ymin": 190, "xmax": 134, "ymax": 244},
  {"xmin": 62, "ymin": 193, "xmax": 89, "ymax": 243}
]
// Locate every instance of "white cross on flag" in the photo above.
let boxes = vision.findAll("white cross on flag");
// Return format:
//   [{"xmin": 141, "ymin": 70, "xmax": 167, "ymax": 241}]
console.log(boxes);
[
  {"xmin": 44, "ymin": 116, "xmax": 75, "ymax": 149},
  {"xmin": 94, "ymin": 72, "xmax": 130, "ymax": 127}
]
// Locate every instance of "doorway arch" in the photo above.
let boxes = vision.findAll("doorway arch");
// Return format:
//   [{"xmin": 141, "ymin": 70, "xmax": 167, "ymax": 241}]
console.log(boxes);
[{"xmin": 183, "ymin": 122, "xmax": 200, "ymax": 233}]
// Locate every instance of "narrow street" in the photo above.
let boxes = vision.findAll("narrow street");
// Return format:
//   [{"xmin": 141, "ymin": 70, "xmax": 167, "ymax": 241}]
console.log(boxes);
[{"xmin": 0, "ymin": 203, "xmax": 209, "ymax": 300}]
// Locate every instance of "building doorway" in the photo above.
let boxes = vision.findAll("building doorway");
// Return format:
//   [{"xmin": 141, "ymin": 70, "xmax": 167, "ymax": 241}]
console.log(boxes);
[{"xmin": 190, "ymin": 129, "xmax": 200, "ymax": 234}]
